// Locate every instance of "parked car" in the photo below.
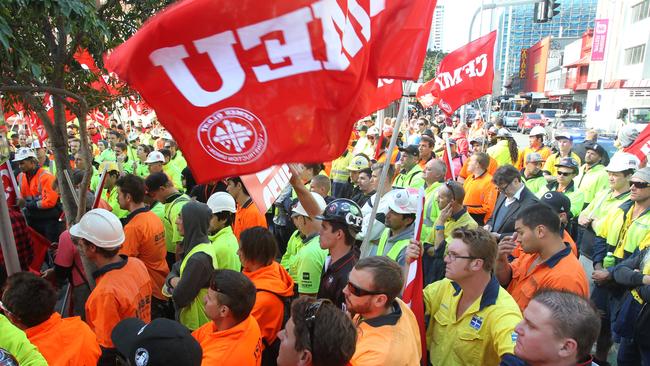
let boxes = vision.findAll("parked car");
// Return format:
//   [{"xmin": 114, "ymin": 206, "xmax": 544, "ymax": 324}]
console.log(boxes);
[
  {"xmin": 503, "ymin": 111, "xmax": 522, "ymax": 128},
  {"xmin": 517, "ymin": 113, "xmax": 546, "ymax": 133},
  {"xmin": 536, "ymin": 108, "xmax": 564, "ymax": 125},
  {"xmin": 547, "ymin": 115, "xmax": 586, "ymax": 141}
]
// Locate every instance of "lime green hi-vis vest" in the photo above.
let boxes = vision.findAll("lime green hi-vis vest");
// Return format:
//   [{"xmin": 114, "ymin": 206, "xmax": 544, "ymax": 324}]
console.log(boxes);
[{"xmin": 179, "ymin": 243, "xmax": 218, "ymax": 331}]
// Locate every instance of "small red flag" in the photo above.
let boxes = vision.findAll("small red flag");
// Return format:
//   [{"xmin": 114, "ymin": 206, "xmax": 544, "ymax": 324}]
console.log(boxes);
[
  {"xmin": 417, "ymin": 31, "xmax": 497, "ymax": 115},
  {"xmin": 0, "ymin": 162, "xmax": 17, "ymax": 207},
  {"xmin": 623, "ymin": 124, "xmax": 650, "ymax": 163}
]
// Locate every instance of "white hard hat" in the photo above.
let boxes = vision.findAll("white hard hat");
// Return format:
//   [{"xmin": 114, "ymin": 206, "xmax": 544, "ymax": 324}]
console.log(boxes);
[
  {"xmin": 161, "ymin": 131, "xmax": 173, "ymax": 141},
  {"xmin": 388, "ymin": 188, "xmax": 419, "ymax": 214},
  {"xmin": 206, "ymin": 192, "xmax": 236, "ymax": 214},
  {"xmin": 127, "ymin": 132, "xmax": 140, "ymax": 142},
  {"xmin": 606, "ymin": 152, "xmax": 640, "ymax": 172},
  {"xmin": 69, "ymin": 208, "xmax": 125, "ymax": 248},
  {"xmin": 292, "ymin": 192, "xmax": 327, "ymax": 218},
  {"xmin": 12, "ymin": 147, "xmax": 37, "ymax": 162},
  {"xmin": 145, "ymin": 151, "xmax": 165, "ymax": 164},
  {"xmin": 367, "ymin": 126, "xmax": 379, "ymax": 136},
  {"xmin": 530, "ymin": 126, "xmax": 546, "ymax": 137}
]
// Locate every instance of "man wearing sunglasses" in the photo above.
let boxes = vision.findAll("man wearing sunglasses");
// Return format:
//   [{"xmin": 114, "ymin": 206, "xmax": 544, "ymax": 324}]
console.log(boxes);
[
  {"xmin": 345, "ymin": 256, "xmax": 421, "ymax": 365},
  {"xmin": 590, "ymin": 166, "xmax": 650, "ymax": 365},
  {"xmin": 537, "ymin": 157, "xmax": 584, "ymax": 218},
  {"xmin": 405, "ymin": 227, "xmax": 522, "ymax": 366},
  {"xmin": 276, "ymin": 297, "xmax": 356, "ymax": 366}
]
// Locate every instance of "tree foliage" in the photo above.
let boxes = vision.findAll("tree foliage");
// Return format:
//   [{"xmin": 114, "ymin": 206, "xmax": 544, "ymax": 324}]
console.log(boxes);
[
  {"xmin": 0, "ymin": 0, "xmax": 172, "ymax": 223},
  {"xmin": 421, "ymin": 50, "xmax": 447, "ymax": 82}
]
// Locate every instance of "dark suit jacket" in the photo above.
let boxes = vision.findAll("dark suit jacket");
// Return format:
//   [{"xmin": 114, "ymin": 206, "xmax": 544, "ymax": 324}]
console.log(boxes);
[{"xmin": 486, "ymin": 186, "xmax": 539, "ymax": 239}]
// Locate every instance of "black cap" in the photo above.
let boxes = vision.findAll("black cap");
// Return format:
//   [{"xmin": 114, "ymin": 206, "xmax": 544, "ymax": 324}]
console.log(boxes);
[
  {"xmin": 315, "ymin": 198, "xmax": 363, "ymax": 232},
  {"xmin": 144, "ymin": 172, "xmax": 170, "ymax": 192},
  {"xmin": 112, "ymin": 318, "xmax": 202, "ymax": 366},
  {"xmin": 584, "ymin": 141, "xmax": 607, "ymax": 157},
  {"xmin": 554, "ymin": 157, "xmax": 579, "ymax": 171},
  {"xmin": 540, "ymin": 191, "xmax": 572, "ymax": 218},
  {"xmin": 398, "ymin": 145, "xmax": 419, "ymax": 157}
]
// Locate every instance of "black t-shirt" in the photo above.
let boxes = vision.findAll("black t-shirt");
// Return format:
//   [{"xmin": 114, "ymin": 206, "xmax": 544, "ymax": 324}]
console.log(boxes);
[
  {"xmin": 317, "ymin": 249, "xmax": 357, "ymax": 310},
  {"xmin": 189, "ymin": 182, "xmax": 227, "ymax": 203}
]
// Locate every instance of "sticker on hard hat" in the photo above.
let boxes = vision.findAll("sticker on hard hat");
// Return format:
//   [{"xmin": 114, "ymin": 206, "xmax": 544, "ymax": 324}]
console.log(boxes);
[{"xmin": 345, "ymin": 213, "xmax": 362, "ymax": 227}]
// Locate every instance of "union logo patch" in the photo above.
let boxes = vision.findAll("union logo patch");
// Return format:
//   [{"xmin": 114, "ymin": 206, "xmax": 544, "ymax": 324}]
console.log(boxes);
[{"xmin": 197, "ymin": 107, "xmax": 267, "ymax": 165}]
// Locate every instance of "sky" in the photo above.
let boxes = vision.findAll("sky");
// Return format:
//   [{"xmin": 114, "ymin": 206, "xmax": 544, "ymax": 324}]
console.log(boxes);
[{"xmin": 440, "ymin": 0, "xmax": 505, "ymax": 52}]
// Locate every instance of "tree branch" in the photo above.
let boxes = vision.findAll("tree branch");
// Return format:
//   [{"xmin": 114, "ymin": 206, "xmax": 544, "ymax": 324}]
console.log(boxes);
[{"xmin": 0, "ymin": 85, "xmax": 88, "ymax": 112}]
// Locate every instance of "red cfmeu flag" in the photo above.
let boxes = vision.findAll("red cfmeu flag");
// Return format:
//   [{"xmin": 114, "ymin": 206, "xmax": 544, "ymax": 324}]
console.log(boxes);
[
  {"xmin": 623, "ymin": 123, "xmax": 650, "ymax": 162},
  {"xmin": 417, "ymin": 30, "xmax": 496, "ymax": 115},
  {"xmin": 105, "ymin": 0, "xmax": 436, "ymax": 183}
]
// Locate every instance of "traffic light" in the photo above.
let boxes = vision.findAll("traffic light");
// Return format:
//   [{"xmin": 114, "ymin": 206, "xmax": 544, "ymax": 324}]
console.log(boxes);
[
  {"xmin": 533, "ymin": 0, "xmax": 560, "ymax": 23},
  {"xmin": 547, "ymin": 0, "xmax": 560, "ymax": 20}
]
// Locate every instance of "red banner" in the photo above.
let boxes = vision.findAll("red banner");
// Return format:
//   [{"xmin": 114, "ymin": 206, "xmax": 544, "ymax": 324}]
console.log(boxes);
[
  {"xmin": 105, "ymin": 0, "xmax": 435, "ymax": 183},
  {"xmin": 417, "ymin": 31, "xmax": 496, "ymax": 115},
  {"xmin": 624, "ymin": 124, "xmax": 650, "ymax": 161},
  {"xmin": 240, "ymin": 164, "xmax": 291, "ymax": 213}
]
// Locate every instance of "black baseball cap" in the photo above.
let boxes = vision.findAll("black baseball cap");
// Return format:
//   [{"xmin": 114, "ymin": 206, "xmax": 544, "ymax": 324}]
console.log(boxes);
[
  {"xmin": 398, "ymin": 145, "xmax": 419, "ymax": 157},
  {"xmin": 112, "ymin": 318, "xmax": 202, "ymax": 366},
  {"xmin": 584, "ymin": 141, "xmax": 607, "ymax": 157},
  {"xmin": 540, "ymin": 191, "xmax": 572, "ymax": 218}
]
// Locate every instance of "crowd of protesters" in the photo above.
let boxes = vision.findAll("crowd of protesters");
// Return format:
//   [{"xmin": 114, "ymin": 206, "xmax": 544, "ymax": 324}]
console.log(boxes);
[{"xmin": 0, "ymin": 112, "xmax": 648, "ymax": 366}]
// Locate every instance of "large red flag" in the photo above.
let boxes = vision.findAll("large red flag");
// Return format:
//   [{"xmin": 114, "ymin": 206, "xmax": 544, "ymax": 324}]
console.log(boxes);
[
  {"xmin": 417, "ymin": 31, "xmax": 496, "ymax": 115},
  {"xmin": 105, "ymin": 0, "xmax": 436, "ymax": 183},
  {"xmin": 623, "ymin": 124, "xmax": 650, "ymax": 162},
  {"xmin": 402, "ymin": 187, "xmax": 427, "ymax": 365}
]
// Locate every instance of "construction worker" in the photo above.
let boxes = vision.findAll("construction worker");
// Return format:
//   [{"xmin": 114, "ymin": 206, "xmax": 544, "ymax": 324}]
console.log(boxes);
[
  {"xmin": 206, "ymin": 192, "xmax": 241, "ymax": 271},
  {"xmin": 239, "ymin": 227, "xmax": 295, "ymax": 364},
  {"xmin": 116, "ymin": 173, "xmax": 169, "ymax": 319},
  {"xmin": 164, "ymin": 201, "xmax": 217, "ymax": 331},
  {"xmin": 346, "ymin": 154, "xmax": 372, "ymax": 201},
  {"xmin": 516, "ymin": 126, "xmax": 552, "ymax": 170},
  {"xmin": 145, "ymin": 172, "xmax": 190, "ymax": 268},
  {"xmin": 191, "ymin": 270, "xmax": 263, "ymax": 365},
  {"xmin": 405, "ymin": 227, "xmax": 522, "ymax": 366},
  {"xmin": 145, "ymin": 150, "xmax": 183, "ymax": 190},
  {"xmin": 543, "ymin": 131, "xmax": 581, "ymax": 181},
  {"xmin": 14, "ymin": 147, "xmax": 61, "ymax": 242},
  {"xmin": 0, "ymin": 314, "xmax": 47, "ymax": 366},
  {"xmin": 538, "ymin": 157, "xmax": 585, "ymax": 218},
  {"xmin": 393, "ymin": 145, "xmax": 425, "ymax": 189},
  {"xmin": 575, "ymin": 141, "xmax": 610, "ymax": 209},
  {"xmin": 373, "ymin": 189, "xmax": 418, "ymax": 265},
  {"xmin": 98, "ymin": 161, "xmax": 129, "ymax": 219},
  {"xmin": 70, "ymin": 208, "xmax": 152, "ymax": 366},
  {"xmin": 488, "ymin": 128, "xmax": 519, "ymax": 167},
  {"xmin": 520, "ymin": 153, "xmax": 547, "ymax": 196},
  {"xmin": 1, "ymin": 272, "xmax": 101, "ymax": 365},
  {"xmin": 226, "ymin": 177, "xmax": 268, "ymax": 240},
  {"xmin": 330, "ymin": 149, "xmax": 353, "ymax": 199},
  {"xmin": 463, "ymin": 152, "xmax": 498, "ymax": 224},
  {"xmin": 346, "ymin": 256, "xmax": 421, "ymax": 365}
]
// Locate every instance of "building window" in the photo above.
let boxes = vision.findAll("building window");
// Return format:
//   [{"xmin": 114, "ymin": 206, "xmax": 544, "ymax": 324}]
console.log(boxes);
[
  {"xmin": 632, "ymin": 0, "xmax": 650, "ymax": 22},
  {"xmin": 624, "ymin": 44, "xmax": 646, "ymax": 65}
]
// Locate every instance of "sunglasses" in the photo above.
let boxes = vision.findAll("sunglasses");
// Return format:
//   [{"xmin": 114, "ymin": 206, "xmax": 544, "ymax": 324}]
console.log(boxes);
[
  {"xmin": 346, "ymin": 281, "xmax": 383, "ymax": 297},
  {"xmin": 631, "ymin": 181, "xmax": 650, "ymax": 189},
  {"xmin": 304, "ymin": 299, "xmax": 331, "ymax": 351},
  {"xmin": 557, "ymin": 171, "xmax": 574, "ymax": 177}
]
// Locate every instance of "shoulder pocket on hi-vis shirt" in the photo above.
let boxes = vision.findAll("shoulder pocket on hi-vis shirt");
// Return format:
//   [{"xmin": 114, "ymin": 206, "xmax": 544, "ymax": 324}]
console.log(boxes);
[{"xmin": 302, "ymin": 272, "xmax": 310, "ymax": 280}]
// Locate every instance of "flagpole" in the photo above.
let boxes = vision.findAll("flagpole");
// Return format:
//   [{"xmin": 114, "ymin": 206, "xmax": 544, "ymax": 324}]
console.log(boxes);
[
  {"xmin": 0, "ymin": 101, "xmax": 21, "ymax": 276},
  {"xmin": 445, "ymin": 137, "xmax": 456, "ymax": 180},
  {"xmin": 360, "ymin": 81, "xmax": 411, "ymax": 258}
]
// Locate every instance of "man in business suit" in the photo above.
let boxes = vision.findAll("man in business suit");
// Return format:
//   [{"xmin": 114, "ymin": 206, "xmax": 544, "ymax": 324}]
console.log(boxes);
[{"xmin": 485, "ymin": 165, "xmax": 539, "ymax": 240}]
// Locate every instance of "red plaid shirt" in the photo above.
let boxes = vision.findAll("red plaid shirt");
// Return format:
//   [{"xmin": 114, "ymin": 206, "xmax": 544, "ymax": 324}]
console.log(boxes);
[{"xmin": 0, "ymin": 207, "xmax": 34, "ymax": 270}]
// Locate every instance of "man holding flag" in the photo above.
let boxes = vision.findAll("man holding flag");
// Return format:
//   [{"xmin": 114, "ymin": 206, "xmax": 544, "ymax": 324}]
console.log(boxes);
[{"xmin": 405, "ymin": 227, "xmax": 523, "ymax": 366}]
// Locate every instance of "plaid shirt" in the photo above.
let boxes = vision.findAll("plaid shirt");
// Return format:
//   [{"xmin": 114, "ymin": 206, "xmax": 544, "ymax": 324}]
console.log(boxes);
[{"xmin": 0, "ymin": 207, "xmax": 34, "ymax": 270}]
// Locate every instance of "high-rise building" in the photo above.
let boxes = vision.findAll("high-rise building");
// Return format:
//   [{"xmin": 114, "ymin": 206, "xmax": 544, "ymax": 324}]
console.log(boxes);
[
  {"xmin": 427, "ymin": 5, "xmax": 445, "ymax": 51},
  {"xmin": 496, "ymin": 0, "xmax": 598, "ymax": 93}
]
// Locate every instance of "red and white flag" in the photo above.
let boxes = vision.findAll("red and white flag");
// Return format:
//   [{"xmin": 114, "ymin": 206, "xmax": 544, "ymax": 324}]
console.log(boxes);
[
  {"xmin": 417, "ymin": 31, "xmax": 496, "ymax": 115},
  {"xmin": 105, "ymin": 0, "xmax": 436, "ymax": 183},
  {"xmin": 624, "ymin": 124, "xmax": 650, "ymax": 163},
  {"xmin": 402, "ymin": 187, "xmax": 427, "ymax": 365},
  {"xmin": 0, "ymin": 162, "xmax": 18, "ymax": 207},
  {"xmin": 240, "ymin": 164, "xmax": 291, "ymax": 213}
]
